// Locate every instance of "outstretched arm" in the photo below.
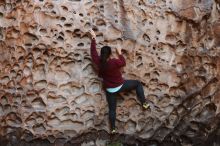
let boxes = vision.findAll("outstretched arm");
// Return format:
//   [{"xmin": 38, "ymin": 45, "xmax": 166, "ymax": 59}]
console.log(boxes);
[{"xmin": 89, "ymin": 30, "xmax": 100, "ymax": 66}]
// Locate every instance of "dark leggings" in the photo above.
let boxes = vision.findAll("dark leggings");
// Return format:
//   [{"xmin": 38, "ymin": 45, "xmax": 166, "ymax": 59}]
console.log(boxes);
[{"xmin": 105, "ymin": 80, "xmax": 146, "ymax": 130}]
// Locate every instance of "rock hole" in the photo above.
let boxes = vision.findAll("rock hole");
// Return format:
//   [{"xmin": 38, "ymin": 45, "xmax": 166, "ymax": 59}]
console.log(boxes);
[
  {"xmin": 33, "ymin": 124, "xmax": 46, "ymax": 133},
  {"xmin": 77, "ymin": 43, "xmax": 84, "ymax": 47},
  {"xmin": 46, "ymin": 3, "xmax": 54, "ymax": 9},
  {"xmin": 34, "ymin": 80, "xmax": 47, "ymax": 89},
  {"xmin": 73, "ymin": 29, "xmax": 81, "ymax": 37},
  {"xmin": 85, "ymin": 22, "xmax": 91, "ymax": 28},
  {"xmin": 137, "ymin": 63, "xmax": 143, "ymax": 68},
  {"xmin": 79, "ymin": 13, "xmax": 83, "ymax": 17},
  {"xmin": 165, "ymin": 34, "xmax": 176, "ymax": 41},
  {"xmin": 57, "ymin": 36, "xmax": 64, "ymax": 42},
  {"xmin": 92, "ymin": 26, "xmax": 98, "ymax": 31},
  {"xmin": 47, "ymin": 117, "xmax": 61, "ymax": 127},
  {"xmin": 75, "ymin": 95, "xmax": 87, "ymax": 104},
  {"xmin": 64, "ymin": 23, "xmax": 72, "ymax": 27},
  {"xmin": 51, "ymin": 10, "xmax": 56, "ymax": 15},
  {"xmin": 24, "ymin": 32, "xmax": 38, "ymax": 41},
  {"xmin": 149, "ymin": 22, "xmax": 153, "ymax": 25},
  {"xmin": 39, "ymin": 28, "xmax": 47, "ymax": 34},
  {"xmin": 72, "ymin": 10, "xmax": 76, "ymax": 14},
  {"xmin": 88, "ymin": 82, "xmax": 100, "ymax": 93},
  {"xmin": 6, "ymin": 112, "xmax": 22, "ymax": 126},
  {"xmin": 0, "ymin": 12, "xmax": 3, "ymax": 18},
  {"xmin": 143, "ymin": 33, "xmax": 150, "ymax": 42},
  {"xmin": 34, "ymin": 6, "xmax": 41, "ymax": 11},
  {"xmin": 32, "ymin": 97, "xmax": 46, "ymax": 110},
  {"xmin": 61, "ymin": 6, "xmax": 68, "ymax": 11},
  {"xmin": 53, "ymin": 41, "xmax": 58, "ymax": 45},
  {"xmin": 60, "ymin": 17, "xmax": 66, "ymax": 22},
  {"xmin": 56, "ymin": 106, "xmax": 70, "ymax": 116},
  {"xmin": 156, "ymin": 30, "xmax": 160, "ymax": 35},
  {"xmin": 100, "ymin": 5, "xmax": 104, "ymax": 9},
  {"xmin": 96, "ymin": 19, "xmax": 106, "ymax": 26}
]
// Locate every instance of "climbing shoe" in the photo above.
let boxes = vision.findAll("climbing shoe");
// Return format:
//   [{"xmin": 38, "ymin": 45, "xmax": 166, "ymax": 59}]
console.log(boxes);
[
  {"xmin": 142, "ymin": 102, "xmax": 150, "ymax": 110},
  {"xmin": 111, "ymin": 128, "xmax": 116, "ymax": 134}
]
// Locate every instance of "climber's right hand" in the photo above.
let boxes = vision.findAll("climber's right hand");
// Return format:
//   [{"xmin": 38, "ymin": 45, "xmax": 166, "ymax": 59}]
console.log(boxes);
[
  {"xmin": 88, "ymin": 29, "xmax": 96, "ymax": 40},
  {"xmin": 116, "ymin": 48, "xmax": 122, "ymax": 55}
]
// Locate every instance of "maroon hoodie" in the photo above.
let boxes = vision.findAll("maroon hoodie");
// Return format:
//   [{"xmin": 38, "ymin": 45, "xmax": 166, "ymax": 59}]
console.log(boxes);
[{"xmin": 90, "ymin": 38, "xmax": 126, "ymax": 88}]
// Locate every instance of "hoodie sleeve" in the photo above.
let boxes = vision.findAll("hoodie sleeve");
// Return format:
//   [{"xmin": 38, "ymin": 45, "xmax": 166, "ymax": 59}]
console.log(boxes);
[{"xmin": 90, "ymin": 38, "xmax": 100, "ymax": 66}]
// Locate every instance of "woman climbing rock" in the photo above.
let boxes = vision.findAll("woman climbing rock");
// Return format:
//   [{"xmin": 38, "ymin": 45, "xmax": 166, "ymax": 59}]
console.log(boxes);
[{"xmin": 88, "ymin": 29, "xmax": 150, "ymax": 134}]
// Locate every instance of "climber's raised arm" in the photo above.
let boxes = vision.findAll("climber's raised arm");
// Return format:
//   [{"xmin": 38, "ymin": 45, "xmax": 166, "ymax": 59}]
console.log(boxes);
[{"xmin": 89, "ymin": 30, "xmax": 100, "ymax": 66}]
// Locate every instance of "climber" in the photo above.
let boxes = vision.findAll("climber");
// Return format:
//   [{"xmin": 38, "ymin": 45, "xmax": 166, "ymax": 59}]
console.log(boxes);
[{"xmin": 88, "ymin": 29, "xmax": 150, "ymax": 134}]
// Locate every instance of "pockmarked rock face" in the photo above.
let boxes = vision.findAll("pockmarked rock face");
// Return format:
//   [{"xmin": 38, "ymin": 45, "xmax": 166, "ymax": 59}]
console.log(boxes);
[{"xmin": 0, "ymin": 0, "xmax": 220, "ymax": 145}]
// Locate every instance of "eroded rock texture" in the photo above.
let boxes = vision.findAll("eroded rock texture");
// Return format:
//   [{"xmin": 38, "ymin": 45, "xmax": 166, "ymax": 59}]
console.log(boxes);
[{"xmin": 0, "ymin": 0, "xmax": 220, "ymax": 145}]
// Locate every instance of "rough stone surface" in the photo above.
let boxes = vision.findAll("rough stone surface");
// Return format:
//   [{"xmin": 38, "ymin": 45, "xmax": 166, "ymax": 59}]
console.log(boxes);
[{"xmin": 0, "ymin": 0, "xmax": 220, "ymax": 145}]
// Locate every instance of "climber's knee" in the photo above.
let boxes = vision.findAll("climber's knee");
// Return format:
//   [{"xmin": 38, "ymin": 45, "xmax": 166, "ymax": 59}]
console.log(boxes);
[{"xmin": 136, "ymin": 80, "xmax": 142, "ymax": 86}]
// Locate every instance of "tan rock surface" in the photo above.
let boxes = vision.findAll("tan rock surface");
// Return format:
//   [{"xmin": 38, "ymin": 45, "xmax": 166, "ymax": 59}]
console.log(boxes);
[{"xmin": 0, "ymin": 0, "xmax": 220, "ymax": 145}]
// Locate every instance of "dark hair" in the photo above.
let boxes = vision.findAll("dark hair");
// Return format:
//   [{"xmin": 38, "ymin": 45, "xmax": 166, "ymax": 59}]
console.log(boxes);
[{"xmin": 99, "ymin": 46, "xmax": 111, "ymax": 74}]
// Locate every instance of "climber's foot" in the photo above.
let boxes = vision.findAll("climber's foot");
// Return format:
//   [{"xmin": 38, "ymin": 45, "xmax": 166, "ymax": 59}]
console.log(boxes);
[
  {"xmin": 142, "ymin": 102, "xmax": 150, "ymax": 110},
  {"xmin": 111, "ymin": 128, "xmax": 116, "ymax": 134}
]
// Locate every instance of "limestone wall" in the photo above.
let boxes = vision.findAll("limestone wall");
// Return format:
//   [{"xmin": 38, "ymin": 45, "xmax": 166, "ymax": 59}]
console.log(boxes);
[{"xmin": 0, "ymin": 0, "xmax": 220, "ymax": 145}]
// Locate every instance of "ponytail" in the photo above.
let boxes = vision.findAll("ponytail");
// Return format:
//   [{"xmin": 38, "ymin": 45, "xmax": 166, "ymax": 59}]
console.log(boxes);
[{"xmin": 99, "ymin": 46, "xmax": 111, "ymax": 75}]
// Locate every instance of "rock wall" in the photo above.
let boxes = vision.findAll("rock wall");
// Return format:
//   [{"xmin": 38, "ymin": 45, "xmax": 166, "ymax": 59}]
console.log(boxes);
[{"xmin": 0, "ymin": 0, "xmax": 220, "ymax": 145}]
